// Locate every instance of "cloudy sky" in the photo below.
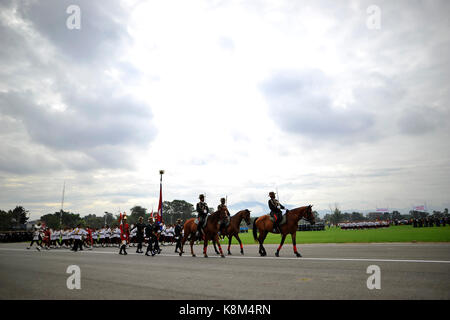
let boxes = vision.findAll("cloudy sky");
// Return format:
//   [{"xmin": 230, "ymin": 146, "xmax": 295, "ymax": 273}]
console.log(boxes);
[{"xmin": 0, "ymin": 0, "xmax": 449, "ymax": 219}]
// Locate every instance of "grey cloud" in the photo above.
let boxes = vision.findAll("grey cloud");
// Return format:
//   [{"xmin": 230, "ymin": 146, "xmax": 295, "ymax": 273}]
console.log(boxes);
[
  {"xmin": 0, "ymin": 90, "xmax": 156, "ymax": 170},
  {"xmin": 15, "ymin": 0, "xmax": 131, "ymax": 64},
  {"xmin": 398, "ymin": 106, "xmax": 447, "ymax": 135},
  {"xmin": 0, "ymin": 0, "xmax": 158, "ymax": 174},
  {"xmin": 261, "ymin": 69, "xmax": 377, "ymax": 143}
]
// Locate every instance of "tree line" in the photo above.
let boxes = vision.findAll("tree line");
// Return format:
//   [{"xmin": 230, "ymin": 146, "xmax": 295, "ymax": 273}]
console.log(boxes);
[
  {"xmin": 0, "ymin": 200, "xmax": 202, "ymax": 230},
  {"xmin": 323, "ymin": 207, "xmax": 450, "ymax": 225}
]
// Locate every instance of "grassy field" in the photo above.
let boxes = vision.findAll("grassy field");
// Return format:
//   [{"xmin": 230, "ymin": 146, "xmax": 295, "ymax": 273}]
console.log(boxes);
[{"xmin": 219, "ymin": 225, "xmax": 450, "ymax": 245}]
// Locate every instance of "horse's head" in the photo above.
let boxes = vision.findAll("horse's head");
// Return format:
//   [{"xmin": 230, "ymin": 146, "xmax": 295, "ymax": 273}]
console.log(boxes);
[
  {"xmin": 242, "ymin": 209, "xmax": 252, "ymax": 226},
  {"xmin": 306, "ymin": 205, "xmax": 315, "ymax": 225},
  {"xmin": 217, "ymin": 205, "xmax": 228, "ymax": 220}
]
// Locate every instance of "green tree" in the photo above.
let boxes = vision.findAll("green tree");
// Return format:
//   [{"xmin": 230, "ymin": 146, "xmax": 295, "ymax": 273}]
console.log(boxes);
[
  {"xmin": 350, "ymin": 212, "xmax": 365, "ymax": 222},
  {"xmin": 162, "ymin": 200, "xmax": 195, "ymax": 224},
  {"xmin": 10, "ymin": 206, "xmax": 29, "ymax": 227},
  {"xmin": 82, "ymin": 214, "xmax": 104, "ymax": 229},
  {"xmin": 129, "ymin": 206, "xmax": 147, "ymax": 225},
  {"xmin": 330, "ymin": 207, "xmax": 343, "ymax": 224},
  {"xmin": 0, "ymin": 210, "xmax": 12, "ymax": 230}
]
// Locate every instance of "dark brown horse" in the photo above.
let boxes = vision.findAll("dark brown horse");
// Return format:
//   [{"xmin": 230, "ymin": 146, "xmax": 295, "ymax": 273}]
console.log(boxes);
[
  {"xmin": 213, "ymin": 209, "xmax": 252, "ymax": 255},
  {"xmin": 179, "ymin": 206, "xmax": 228, "ymax": 258},
  {"xmin": 253, "ymin": 205, "xmax": 314, "ymax": 257}
]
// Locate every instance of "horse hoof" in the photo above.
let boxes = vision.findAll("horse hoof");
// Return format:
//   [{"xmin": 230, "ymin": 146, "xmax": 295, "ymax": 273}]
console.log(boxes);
[
  {"xmin": 295, "ymin": 252, "xmax": 302, "ymax": 257},
  {"xmin": 204, "ymin": 254, "xmax": 208, "ymax": 258},
  {"xmin": 240, "ymin": 251, "xmax": 244, "ymax": 255},
  {"xmin": 192, "ymin": 254, "xmax": 196, "ymax": 257},
  {"xmin": 227, "ymin": 251, "xmax": 232, "ymax": 255},
  {"xmin": 275, "ymin": 251, "xmax": 279, "ymax": 257},
  {"xmin": 220, "ymin": 255, "xmax": 225, "ymax": 258}
]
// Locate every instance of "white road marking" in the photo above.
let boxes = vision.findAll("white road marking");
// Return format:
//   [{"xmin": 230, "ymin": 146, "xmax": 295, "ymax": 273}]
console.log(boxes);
[{"xmin": 1, "ymin": 247, "xmax": 449, "ymax": 264}]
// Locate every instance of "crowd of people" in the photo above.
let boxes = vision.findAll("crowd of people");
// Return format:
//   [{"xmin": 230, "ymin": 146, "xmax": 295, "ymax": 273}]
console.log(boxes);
[
  {"xmin": 26, "ymin": 216, "xmax": 185, "ymax": 256},
  {"xmin": 338, "ymin": 217, "xmax": 449, "ymax": 230},
  {"xmin": 0, "ymin": 231, "xmax": 32, "ymax": 243},
  {"xmin": 413, "ymin": 217, "xmax": 448, "ymax": 228},
  {"xmin": 338, "ymin": 221, "xmax": 390, "ymax": 230}
]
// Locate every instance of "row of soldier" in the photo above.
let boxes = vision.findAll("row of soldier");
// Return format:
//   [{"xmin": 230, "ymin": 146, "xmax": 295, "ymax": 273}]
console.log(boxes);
[{"xmin": 27, "ymin": 217, "xmax": 185, "ymax": 255}]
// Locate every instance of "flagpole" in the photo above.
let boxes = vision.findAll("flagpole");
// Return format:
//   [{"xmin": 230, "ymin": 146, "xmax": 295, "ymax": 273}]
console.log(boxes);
[
  {"xmin": 60, "ymin": 181, "xmax": 65, "ymax": 229},
  {"xmin": 159, "ymin": 170, "xmax": 164, "ymax": 223}
]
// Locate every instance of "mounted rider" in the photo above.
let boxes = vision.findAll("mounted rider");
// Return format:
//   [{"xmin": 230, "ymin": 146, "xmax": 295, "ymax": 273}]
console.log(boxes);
[
  {"xmin": 268, "ymin": 191, "xmax": 285, "ymax": 232},
  {"xmin": 196, "ymin": 194, "xmax": 209, "ymax": 239},
  {"xmin": 218, "ymin": 197, "xmax": 231, "ymax": 236}
]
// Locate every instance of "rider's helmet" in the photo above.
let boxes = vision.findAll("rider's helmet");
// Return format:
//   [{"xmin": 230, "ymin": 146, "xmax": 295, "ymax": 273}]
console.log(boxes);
[{"xmin": 269, "ymin": 191, "xmax": 276, "ymax": 198}]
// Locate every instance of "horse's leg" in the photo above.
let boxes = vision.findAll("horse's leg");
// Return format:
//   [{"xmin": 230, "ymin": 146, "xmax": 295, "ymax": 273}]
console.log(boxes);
[
  {"xmin": 212, "ymin": 239, "xmax": 218, "ymax": 254},
  {"xmin": 179, "ymin": 234, "xmax": 188, "ymax": 256},
  {"xmin": 291, "ymin": 232, "xmax": 302, "ymax": 257},
  {"xmin": 190, "ymin": 238, "xmax": 196, "ymax": 257},
  {"xmin": 275, "ymin": 233, "xmax": 287, "ymax": 257},
  {"xmin": 258, "ymin": 231, "xmax": 268, "ymax": 256},
  {"xmin": 213, "ymin": 237, "xmax": 220, "ymax": 255},
  {"xmin": 215, "ymin": 234, "xmax": 225, "ymax": 258},
  {"xmin": 227, "ymin": 235, "xmax": 232, "ymax": 255},
  {"xmin": 203, "ymin": 236, "xmax": 208, "ymax": 258},
  {"xmin": 235, "ymin": 234, "xmax": 244, "ymax": 255}
]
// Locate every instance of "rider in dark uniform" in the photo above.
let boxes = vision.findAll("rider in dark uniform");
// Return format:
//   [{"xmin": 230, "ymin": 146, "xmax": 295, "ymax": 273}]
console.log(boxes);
[
  {"xmin": 196, "ymin": 194, "xmax": 209, "ymax": 239},
  {"xmin": 174, "ymin": 219, "xmax": 183, "ymax": 253},
  {"xmin": 131, "ymin": 216, "xmax": 146, "ymax": 254},
  {"xmin": 218, "ymin": 198, "xmax": 231, "ymax": 236},
  {"xmin": 268, "ymin": 191, "xmax": 285, "ymax": 233}
]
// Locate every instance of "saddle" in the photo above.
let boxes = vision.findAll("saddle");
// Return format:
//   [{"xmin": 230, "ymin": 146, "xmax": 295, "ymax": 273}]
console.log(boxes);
[
  {"xmin": 195, "ymin": 216, "xmax": 209, "ymax": 229},
  {"xmin": 269, "ymin": 212, "xmax": 288, "ymax": 232}
]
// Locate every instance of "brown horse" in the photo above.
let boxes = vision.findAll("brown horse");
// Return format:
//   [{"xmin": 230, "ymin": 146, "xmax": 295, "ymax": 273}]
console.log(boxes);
[
  {"xmin": 253, "ymin": 205, "xmax": 314, "ymax": 257},
  {"xmin": 179, "ymin": 206, "xmax": 228, "ymax": 258},
  {"xmin": 213, "ymin": 209, "xmax": 252, "ymax": 255}
]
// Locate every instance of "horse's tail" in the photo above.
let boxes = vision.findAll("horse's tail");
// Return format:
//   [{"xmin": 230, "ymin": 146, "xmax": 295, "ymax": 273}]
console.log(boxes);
[{"xmin": 252, "ymin": 217, "xmax": 258, "ymax": 241}]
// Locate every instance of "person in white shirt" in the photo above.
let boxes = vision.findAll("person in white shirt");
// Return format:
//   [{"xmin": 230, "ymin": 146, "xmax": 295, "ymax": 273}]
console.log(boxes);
[
  {"xmin": 27, "ymin": 224, "xmax": 43, "ymax": 251},
  {"xmin": 99, "ymin": 227, "xmax": 106, "ymax": 247},
  {"xmin": 61, "ymin": 228, "xmax": 70, "ymax": 248},
  {"xmin": 71, "ymin": 225, "xmax": 84, "ymax": 252},
  {"xmin": 105, "ymin": 226, "xmax": 111, "ymax": 247}
]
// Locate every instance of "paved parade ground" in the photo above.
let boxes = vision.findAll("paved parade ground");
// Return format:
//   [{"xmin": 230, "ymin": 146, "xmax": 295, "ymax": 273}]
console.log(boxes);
[{"xmin": 0, "ymin": 242, "xmax": 449, "ymax": 300}]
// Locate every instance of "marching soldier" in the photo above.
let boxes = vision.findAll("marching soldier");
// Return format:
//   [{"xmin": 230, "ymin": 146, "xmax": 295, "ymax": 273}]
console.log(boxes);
[
  {"xmin": 145, "ymin": 217, "xmax": 159, "ymax": 256},
  {"xmin": 131, "ymin": 216, "xmax": 146, "ymax": 254},
  {"xmin": 118, "ymin": 213, "xmax": 130, "ymax": 255},
  {"xmin": 27, "ymin": 224, "xmax": 43, "ymax": 251},
  {"xmin": 174, "ymin": 219, "xmax": 183, "ymax": 253},
  {"xmin": 196, "ymin": 194, "xmax": 209, "ymax": 239},
  {"xmin": 268, "ymin": 191, "xmax": 285, "ymax": 233}
]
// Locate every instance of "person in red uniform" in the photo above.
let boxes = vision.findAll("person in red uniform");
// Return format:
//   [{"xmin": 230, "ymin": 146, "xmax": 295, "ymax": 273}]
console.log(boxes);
[
  {"xmin": 118, "ymin": 212, "xmax": 130, "ymax": 255},
  {"xmin": 86, "ymin": 226, "xmax": 93, "ymax": 249},
  {"xmin": 43, "ymin": 227, "xmax": 51, "ymax": 250}
]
